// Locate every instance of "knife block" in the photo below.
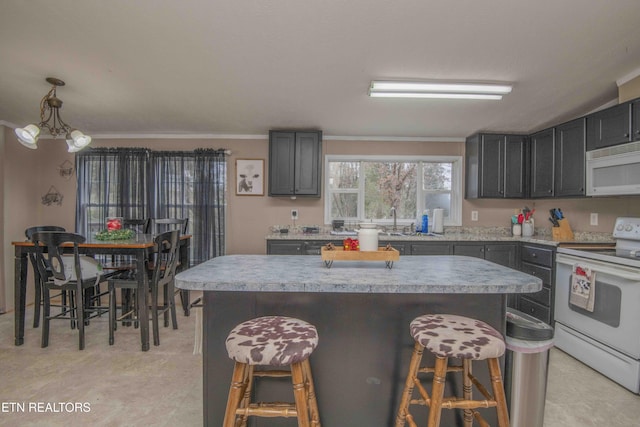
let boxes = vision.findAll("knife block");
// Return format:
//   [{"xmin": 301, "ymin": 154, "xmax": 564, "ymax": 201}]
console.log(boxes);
[{"xmin": 552, "ymin": 218, "xmax": 574, "ymax": 241}]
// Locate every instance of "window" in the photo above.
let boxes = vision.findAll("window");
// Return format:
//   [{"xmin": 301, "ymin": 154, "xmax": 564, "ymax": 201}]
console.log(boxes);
[{"xmin": 325, "ymin": 155, "xmax": 462, "ymax": 227}]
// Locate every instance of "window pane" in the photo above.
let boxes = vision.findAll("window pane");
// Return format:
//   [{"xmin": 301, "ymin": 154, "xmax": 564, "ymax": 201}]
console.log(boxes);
[
  {"xmin": 424, "ymin": 193, "xmax": 451, "ymax": 217},
  {"xmin": 331, "ymin": 193, "xmax": 358, "ymax": 218},
  {"xmin": 423, "ymin": 163, "xmax": 452, "ymax": 191},
  {"xmin": 329, "ymin": 162, "xmax": 359, "ymax": 189},
  {"xmin": 363, "ymin": 162, "xmax": 417, "ymax": 220}
]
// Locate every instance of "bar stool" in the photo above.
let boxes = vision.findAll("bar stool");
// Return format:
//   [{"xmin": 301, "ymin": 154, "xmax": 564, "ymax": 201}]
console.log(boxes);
[
  {"xmin": 395, "ymin": 314, "xmax": 509, "ymax": 427},
  {"xmin": 223, "ymin": 316, "xmax": 321, "ymax": 427}
]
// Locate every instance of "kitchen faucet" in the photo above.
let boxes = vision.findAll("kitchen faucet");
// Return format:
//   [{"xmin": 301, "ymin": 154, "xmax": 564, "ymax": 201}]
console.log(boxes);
[{"xmin": 391, "ymin": 206, "xmax": 397, "ymax": 231}]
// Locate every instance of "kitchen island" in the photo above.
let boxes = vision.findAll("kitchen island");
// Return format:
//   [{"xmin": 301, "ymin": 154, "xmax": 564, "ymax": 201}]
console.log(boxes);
[{"xmin": 176, "ymin": 254, "xmax": 541, "ymax": 427}]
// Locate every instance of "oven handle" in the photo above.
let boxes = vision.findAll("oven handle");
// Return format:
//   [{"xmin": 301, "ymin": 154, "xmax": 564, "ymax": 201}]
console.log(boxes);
[{"xmin": 556, "ymin": 253, "xmax": 640, "ymax": 281}]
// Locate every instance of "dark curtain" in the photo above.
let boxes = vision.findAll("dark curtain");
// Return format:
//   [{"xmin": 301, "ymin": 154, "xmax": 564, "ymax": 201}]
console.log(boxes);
[
  {"xmin": 76, "ymin": 148, "xmax": 227, "ymax": 266},
  {"xmin": 151, "ymin": 149, "xmax": 227, "ymax": 264},
  {"xmin": 75, "ymin": 148, "xmax": 150, "ymax": 236}
]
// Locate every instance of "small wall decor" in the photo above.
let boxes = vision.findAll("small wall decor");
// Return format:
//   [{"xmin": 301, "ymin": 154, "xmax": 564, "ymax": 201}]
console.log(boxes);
[
  {"xmin": 58, "ymin": 160, "xmax": 74, "ymax": 179},
  {"xmin": 42, "ymin": 186, "xmax": 63, "ymax": 206},
  {"xmin": 236, "ymin": 159, "xmax": 264, "ymax": 196}
]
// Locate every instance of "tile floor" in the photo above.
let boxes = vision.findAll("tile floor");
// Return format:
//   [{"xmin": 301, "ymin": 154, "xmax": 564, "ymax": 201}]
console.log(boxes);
[{"xmin": 1, "ymin": 304, "xmax": 639, "ymax": 426}]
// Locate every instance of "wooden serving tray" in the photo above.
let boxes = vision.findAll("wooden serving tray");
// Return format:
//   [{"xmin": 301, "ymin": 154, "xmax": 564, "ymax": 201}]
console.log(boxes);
[{"xmin": 321, "ymin": 243, "xmax": 400, "ymax": 268}]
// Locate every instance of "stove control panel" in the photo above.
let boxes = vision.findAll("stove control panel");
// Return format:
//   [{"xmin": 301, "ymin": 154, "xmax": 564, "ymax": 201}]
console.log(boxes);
[{"xmin": 613, "ymin": 217, "xmax": 640, "ymax": 241}]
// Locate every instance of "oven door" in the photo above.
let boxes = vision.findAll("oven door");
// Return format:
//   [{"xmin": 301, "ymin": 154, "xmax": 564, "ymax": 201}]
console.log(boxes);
[{"xmin": 555, "ymin": 253, "xmax": 640, "ymax": 358}]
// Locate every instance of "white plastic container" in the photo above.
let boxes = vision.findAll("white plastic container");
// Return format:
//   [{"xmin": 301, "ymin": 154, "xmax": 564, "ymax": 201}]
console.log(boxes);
[{"xmin": 358, "ymin": 223, "xmax": 379, "ymax": 251}]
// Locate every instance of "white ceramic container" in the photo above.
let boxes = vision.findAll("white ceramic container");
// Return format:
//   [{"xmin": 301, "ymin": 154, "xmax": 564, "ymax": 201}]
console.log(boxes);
[{"xmin": 358, "ymin": 223, "xmax": 379, "ymax": 251}]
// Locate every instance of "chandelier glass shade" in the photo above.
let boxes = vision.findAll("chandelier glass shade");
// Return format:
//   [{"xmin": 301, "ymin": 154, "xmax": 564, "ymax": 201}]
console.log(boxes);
[{"xmin": 15, "ymin": 77, "xmax": 92, "ymax": 152}]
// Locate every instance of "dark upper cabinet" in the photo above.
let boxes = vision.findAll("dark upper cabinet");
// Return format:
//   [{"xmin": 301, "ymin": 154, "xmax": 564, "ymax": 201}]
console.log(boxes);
[
  {"xmin": 269, "ymin": 130, "xmax": 322, "ymax": 197},
  {"xmin": 530, "ymin": 128, "xmax": 555, "ymax": 198},
  {"xmin": 554, "ymin": 118, "xmax": 586, "ymax": 197},
  {"xmin": 586, "ymin": 102, "xmax": 631, "ymax": 151},
  {"xmin": 633, "ymin": 99, "xmax": 640, "ymax": 141},
  {"xmin": 465, "ymin": 133, "xmax": 527, "ymax": 199}
]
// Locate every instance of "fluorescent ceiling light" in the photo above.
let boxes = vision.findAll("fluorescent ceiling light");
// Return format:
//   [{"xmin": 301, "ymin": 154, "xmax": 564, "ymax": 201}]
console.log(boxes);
[
  {"xmin": 369, "ymin": 92, "xmax": 503, "ymax": 100},
  {"xmin": 369, "ymin": 80, "xmax": 512, "ymax": 100}
]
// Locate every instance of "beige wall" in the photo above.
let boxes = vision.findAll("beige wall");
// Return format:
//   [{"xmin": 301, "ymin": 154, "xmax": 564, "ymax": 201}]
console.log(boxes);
[
  {"xmin": 619, "ymin": 74, "xmax": 640, "ymax": 103},
  {"xmin": 2, "ymin": 129, "xmax": 640, "ymax": 311}
]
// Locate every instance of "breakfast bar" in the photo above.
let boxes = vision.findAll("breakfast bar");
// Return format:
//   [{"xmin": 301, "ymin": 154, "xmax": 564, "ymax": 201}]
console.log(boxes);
[{"xmin": 176, "ymin": 254, "xmax": 541, "ymax": 427}]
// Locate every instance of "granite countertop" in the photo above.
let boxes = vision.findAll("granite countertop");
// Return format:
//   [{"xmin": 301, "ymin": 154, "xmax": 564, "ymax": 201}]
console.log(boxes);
[
  {"xmin": 175, "ymin": 254, "xmax": 542, "ymax": 294},
  {"xmin": 266, "ymin": 228, "xmax": 615, "ymax": 247}
]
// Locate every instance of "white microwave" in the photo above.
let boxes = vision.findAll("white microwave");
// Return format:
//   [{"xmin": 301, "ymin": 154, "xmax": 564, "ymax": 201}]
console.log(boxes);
[{"xmin": 586, "ymin": 141, "xmax": 640, "ymax": 196}]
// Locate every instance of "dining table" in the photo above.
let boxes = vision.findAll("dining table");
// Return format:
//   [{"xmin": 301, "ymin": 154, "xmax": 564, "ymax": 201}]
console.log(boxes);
[{"xmin": 12, "ymin": 233, "xmax": 191, "ymax": 351}]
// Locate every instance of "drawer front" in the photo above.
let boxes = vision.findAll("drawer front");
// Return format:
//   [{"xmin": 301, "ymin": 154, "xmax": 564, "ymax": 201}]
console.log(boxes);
[
  {"xmin": 522, "ymin": 286, "xmax": 551, "ymax": 307},
  {"xmin": 410, "ymin": 243, "xmax": 452, "ymax": 255},
  {"xmin": 521, "ymin": 245, "xmax": 554, "ymax": 266},
  {"xmin": 518, "ymin": 297, "xmax": 551, "ymax": 324},
  {"xmin": 521, "ymin": 261, "xmax": 552, "ymax": 285}
]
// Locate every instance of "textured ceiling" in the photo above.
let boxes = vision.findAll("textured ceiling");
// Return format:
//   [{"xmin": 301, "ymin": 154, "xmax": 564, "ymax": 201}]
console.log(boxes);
[{"xmin": 1, "ymin": 0, "xmax": 640, "ymax": 140}]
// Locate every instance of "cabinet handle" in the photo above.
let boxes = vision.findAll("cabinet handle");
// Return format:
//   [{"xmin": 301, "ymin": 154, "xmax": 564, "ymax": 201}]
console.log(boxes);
[
  {"xmin": 636, "ymin": 130, "xmax": 640, "ymax": 135},
  {"xmin": 548, "ymin": 189, "xmax": 552, "ymax": 193},
  {"xmin": 624, "ymin": 133, "xmax": 629, "ymax": 138},
  {"xmin": 531, "ymin": 253, "xmax": 537, "ymax": 258}
]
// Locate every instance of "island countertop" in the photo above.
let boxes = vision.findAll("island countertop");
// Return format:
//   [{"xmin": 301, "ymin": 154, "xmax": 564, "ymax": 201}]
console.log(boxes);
[{"xmin": 175, "ymin": 254, "xmax": 542, "ymax": 294}]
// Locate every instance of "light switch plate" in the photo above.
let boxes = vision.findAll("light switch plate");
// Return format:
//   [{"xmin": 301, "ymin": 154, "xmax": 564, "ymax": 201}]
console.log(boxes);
[
  {"xmin": 590, "ymin": 213, "xmax": 598, "ymax": 226},
  {"xmin": 471, "ymin": 211, "xmax": 478, "ymax": 221}
]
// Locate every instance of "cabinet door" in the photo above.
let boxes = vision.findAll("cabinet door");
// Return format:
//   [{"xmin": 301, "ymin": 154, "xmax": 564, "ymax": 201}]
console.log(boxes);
[
  {"xmin": 586, "ymin": 102, "xmax": 631, "ymax": 150},
  {"xmin": 409, "ymin": 243, "xmax": 452, "ymax": 255},
  {"xmin": 294, "ymin": 132, "xmax": 322, "ymax": 196},
  {"xmin": 633, "ymin": 99, "xmax": 640, "ymax": 141},
  {"xmin": 530, "ymin": 128, "xmax": 555, "ymax": 198},
  {"xmin": 504, "ymin": 135, "xmax": 527, "ymax": 198},
  {"xmin": 555, "ymin": 118, "xmax": 586, "ymax": 197},
  {"xmin": 479, "ymin": 135, "xmax": 505, "ymax": 198},
  {"xmin": 267, "ymin": 241, "xmax": 303, "ymax": 255},
  {"xmin": 453, "ymin": 243, "xmax": 485, "ymax": 258},
  {"xmin": 484, "ymin": 244, "xmax": 518, "ymax": 269},
  {"xmin": 269, "ymin": 131, "xmax": 296, "ymax": 196}
]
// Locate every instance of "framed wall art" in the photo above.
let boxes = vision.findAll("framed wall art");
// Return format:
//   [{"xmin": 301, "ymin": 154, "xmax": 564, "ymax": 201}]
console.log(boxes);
[{"xmin": 235, "ymin": 159, "xmax": 264, "ymax": 196}]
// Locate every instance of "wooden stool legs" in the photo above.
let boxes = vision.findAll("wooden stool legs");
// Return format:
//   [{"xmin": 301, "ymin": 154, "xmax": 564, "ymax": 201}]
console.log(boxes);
[
  {"xmin": 396, "ymin": 341, "xmax": 510, "ymax": 427},
  {"xmin": 222, "ymin": 359, "xmax": 321, "ymax": 427}
]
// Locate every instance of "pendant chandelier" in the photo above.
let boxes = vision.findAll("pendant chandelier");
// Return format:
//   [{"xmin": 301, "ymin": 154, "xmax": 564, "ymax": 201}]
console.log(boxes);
[{"xmin": 15, "ymin": 77, "xmax": 92, "ymax": 153}]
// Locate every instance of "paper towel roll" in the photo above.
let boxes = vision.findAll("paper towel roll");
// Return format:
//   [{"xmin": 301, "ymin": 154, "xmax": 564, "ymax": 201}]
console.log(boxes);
[{"xmin": 432, "ymin": 208, "xmax": 444, "ymax": 233}]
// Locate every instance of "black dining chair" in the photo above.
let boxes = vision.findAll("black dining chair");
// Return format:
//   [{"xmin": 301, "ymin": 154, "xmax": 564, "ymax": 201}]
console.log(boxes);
[
  {"xmin": 25, "ymin": 225, "xmax": 66, "ymax": 328},
  {"xmin": 108, "ymin": 230, "xmax": 180, "ymax": 347},
  {"xmin": 31, "ymin": 231, "xmax": 108, "ymax": 350},
  {"xmin": 148, "ymin": 218, "xmax": 188, "ymax": 235},
  {"xmin": 100, "ymin": 218, "xmax": 151, "ymax": 323},
  {"xmin": 148, "ymin": 218, "xmax": 198, "ymax": 314}
]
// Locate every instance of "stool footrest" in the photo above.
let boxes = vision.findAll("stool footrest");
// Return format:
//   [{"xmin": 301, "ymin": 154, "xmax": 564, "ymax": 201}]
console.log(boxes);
[
  {"xmin": 253, "ymin": 370, "xmax": 292, "ymax": 378},
  {"xmin": 237, "ymin": 402, "xmax": 298, "ymax": 418}
]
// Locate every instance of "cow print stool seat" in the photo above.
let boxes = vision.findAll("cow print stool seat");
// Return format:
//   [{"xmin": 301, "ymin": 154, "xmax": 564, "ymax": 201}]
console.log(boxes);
[
  {"xmin": 395, "ymin": 314, "xmax": 510, "ymax": 427},
  {"xmin": 223, "ymin": 316, "xmax": 321, "ymax": 427}
]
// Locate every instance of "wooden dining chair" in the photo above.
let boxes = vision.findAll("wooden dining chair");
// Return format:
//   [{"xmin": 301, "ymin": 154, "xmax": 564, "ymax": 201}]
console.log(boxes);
[
  {"xmin": 31, "ymin": 231, "xmax": 108, "ymax": 350},
  {"xmin": 24, "ymin": 225, "xmax": 66, "ymax": 328},
  {"xmin": 108, "ymin": 230, "xmax": 180, "ymax": 347}
]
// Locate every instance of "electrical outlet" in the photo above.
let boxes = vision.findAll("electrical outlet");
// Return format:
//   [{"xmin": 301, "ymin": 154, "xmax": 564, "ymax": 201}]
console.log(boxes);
[
  {"xmin": 471, "ymin": 211, "xmax": 478, "ymax": 221},
  {"xmin": 291, "ymin": 209, "xmax": 299, "ymax": 220},
  {"xmin": 590, "ymin": 213, "xmax": 598, "ymax": 226}
]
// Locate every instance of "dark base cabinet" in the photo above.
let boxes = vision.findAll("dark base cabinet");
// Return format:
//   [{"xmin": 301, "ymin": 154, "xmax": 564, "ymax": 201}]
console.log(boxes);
[
  {"xmin": 452, "ymin": 243, "xmax": 519, "ymax": 269},
  {"xmin": 516, "ymin": 244, "xmax": 555, "ymax": 325}
]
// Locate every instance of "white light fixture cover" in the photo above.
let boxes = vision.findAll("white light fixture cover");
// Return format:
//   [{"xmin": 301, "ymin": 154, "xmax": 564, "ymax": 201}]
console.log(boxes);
[
  {"xmin": 66, "ymin": 130, "xmax": 92, "ymax": 153},
  {"xmin": 15, "ymin": 124, "xmax": 41, "ymax": 149},
  {"xmin": 369, "ymin": 80, "xmax": 512, "ymax": 100}
]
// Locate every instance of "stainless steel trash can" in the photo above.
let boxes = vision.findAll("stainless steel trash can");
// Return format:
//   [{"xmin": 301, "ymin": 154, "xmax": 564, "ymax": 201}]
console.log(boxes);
[{"xmin": 504, "ymin": 308, "xmax": 554, "ymax": 427}]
